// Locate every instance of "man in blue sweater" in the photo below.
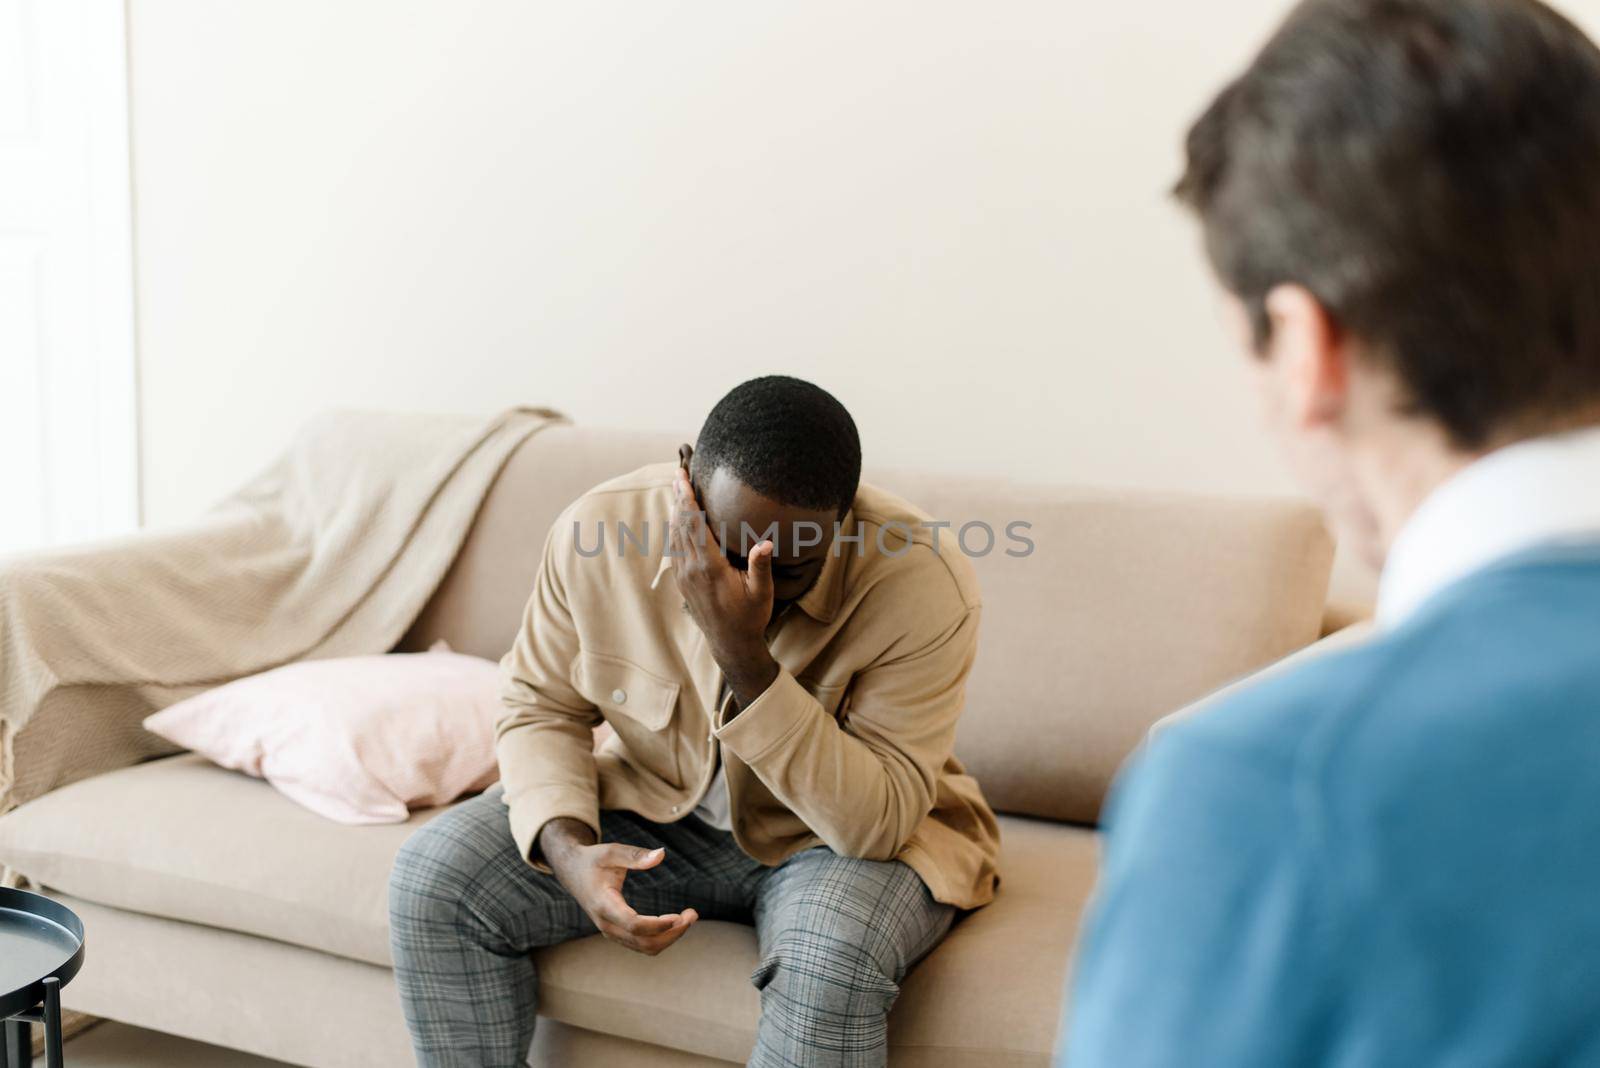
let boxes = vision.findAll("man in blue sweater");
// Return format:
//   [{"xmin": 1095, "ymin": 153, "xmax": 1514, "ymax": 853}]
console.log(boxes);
[{"xmin": 1061, "ymin": 1, "xmax": 1600, "ymax": 1064}]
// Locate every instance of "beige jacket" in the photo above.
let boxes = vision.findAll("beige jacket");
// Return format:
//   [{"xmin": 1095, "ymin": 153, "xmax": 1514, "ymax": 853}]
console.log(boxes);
[{"xmin": 496, "ymin": 463, "xmax": 1001, "ymax": 908}]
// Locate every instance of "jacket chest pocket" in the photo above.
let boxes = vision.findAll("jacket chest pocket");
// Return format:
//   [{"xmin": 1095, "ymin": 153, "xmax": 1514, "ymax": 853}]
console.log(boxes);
[{"xmin": 575, "ymin": 651, "xmax": 680, "ymax": 731}]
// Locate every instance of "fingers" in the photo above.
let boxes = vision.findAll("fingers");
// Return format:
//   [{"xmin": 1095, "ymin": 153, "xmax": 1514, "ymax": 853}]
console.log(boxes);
[
  {"xmin": 574, "ymin": 841, "xmax": 699, "ymax": 955},
  {"xmin": 638, "ymin": 910, "xmax": 698, "ymax": 955},
  {"xmin": 671, "ymin": 470, "xmax": 721, "ymax": 561},
  {"xmin": 594, "ymin": 889, "xmax": 699, "ymax": 956},
  {"xmin": 603, "ymin": 843, "xmax": 666, "ymax": 871},
  {"xmin": 671, "ymin": 472, "xmax": 704, "ymax": 560},
  {"xmin": 615, "ymin": 912, "xmax": 696, "ymax": 955},
  {"xmin": 668, "ymin": 495, "xmax": 687, "ymax": 559},
  {"xmin": 595, "ymin": 888, "xmax": 678, "ymax": 933},
  {"xmin": 746, "ymin": 539, "xmax": 774, "ymax": 599}
]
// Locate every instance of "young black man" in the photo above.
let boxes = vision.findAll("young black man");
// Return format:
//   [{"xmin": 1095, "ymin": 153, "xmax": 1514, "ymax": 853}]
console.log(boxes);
[{"xmin": 390, "ymin": 375, "xmax": 999, "ymax": 1067}]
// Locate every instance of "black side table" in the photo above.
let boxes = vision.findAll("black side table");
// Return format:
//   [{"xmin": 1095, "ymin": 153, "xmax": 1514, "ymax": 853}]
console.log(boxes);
[{"xmin": 0, "ymin": 888, "xmax": 84, "ymax": 1068}]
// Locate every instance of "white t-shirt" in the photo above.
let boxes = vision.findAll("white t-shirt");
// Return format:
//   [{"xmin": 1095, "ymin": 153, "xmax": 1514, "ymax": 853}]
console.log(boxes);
[
  {"xmin": 693, "ymin": 762, "xmax": 732, "ymax": 831},
  {"xmin": 692, "ymin": 680, "xmax": 734, "ymax": 831}
]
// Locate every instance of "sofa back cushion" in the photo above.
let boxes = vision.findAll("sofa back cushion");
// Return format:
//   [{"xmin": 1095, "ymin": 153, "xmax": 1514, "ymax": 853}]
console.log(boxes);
[
  {"xmin": 879, "ymin": 471, "xmax": 1332, "ymax": 822},
  {"xmin": 401, "ymin": 425, "xmax": 1334, "ymax": 824},
  {"xmin": 402, "ymin": 425, "xmax": 680, "ymax": 663}
]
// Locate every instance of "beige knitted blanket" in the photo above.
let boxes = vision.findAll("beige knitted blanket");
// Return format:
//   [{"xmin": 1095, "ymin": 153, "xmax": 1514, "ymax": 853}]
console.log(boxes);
[{"xmin": 0, "ymin": 406, "xmax": 564, "ymax": 814}]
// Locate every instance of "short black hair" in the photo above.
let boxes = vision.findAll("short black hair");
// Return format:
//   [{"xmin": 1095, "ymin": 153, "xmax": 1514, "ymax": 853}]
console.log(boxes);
[
  {"xmin": 1177, "ymin": 0, "xmax": 1600, "ymax": 449},
  {"xmin": 692, "ymin": 376, "xmax": 862, "ymax": 515}
]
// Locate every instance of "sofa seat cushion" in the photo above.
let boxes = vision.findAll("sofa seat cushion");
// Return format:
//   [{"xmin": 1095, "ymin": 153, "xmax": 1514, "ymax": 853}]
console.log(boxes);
[
  {"xmin": 535, "ymin": 813, "xmax": 1091, "ymax": 1065},
  {"xmin": 0, "ymin": 753, "xmax": 1093, "ymax": 1064},
  {"xmin": 0, "ymin": 753, "xmax": 432, "ymax": 967}
]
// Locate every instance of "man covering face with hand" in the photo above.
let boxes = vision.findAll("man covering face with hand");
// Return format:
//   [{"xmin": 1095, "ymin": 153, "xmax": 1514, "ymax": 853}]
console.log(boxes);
[{"xmin": 390, "ymin": 375, "xmax": 1000, "ymax": 1068}]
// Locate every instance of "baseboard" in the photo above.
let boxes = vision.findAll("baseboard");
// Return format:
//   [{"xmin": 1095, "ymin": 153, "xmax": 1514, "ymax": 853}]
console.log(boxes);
[{"xmin": 21, "ymin": 1012, "xmax": 102, "ymax": 1058}]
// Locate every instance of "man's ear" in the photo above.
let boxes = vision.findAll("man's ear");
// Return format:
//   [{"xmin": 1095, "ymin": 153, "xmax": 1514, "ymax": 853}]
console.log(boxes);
[
  {"xmin": 1263, "ymin": 283, "xmax": 1347, "ymax": 430},
  {"xmin": 677, "ymin": 443, "xmax": 705, "ymax": 509}
]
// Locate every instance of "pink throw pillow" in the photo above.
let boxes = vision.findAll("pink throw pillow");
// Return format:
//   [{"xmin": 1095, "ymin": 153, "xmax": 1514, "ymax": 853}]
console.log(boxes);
[{"xmin": 143, "ymin": 646, "xmax": 503, "ymax": 824}]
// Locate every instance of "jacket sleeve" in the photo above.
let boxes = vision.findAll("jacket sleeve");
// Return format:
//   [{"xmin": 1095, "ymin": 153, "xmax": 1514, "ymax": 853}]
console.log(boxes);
[
  {"xmin": 714, "ymin": 602, "xmax": 980, "ymax": 861},
  {"xmin": 496, "ymin": 515, "xmax": 602, "ymax": 866}
]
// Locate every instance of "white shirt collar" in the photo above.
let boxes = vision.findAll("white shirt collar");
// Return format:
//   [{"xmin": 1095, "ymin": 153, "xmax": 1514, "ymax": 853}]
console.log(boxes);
[{"xmin": 1378, "ymin": 424, "xmax": 1600, "ymax": 627}]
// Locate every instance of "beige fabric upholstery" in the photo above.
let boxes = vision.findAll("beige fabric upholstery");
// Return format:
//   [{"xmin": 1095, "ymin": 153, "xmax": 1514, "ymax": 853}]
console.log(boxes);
[
  {"xmin": 0, "ymin": 754, "xmax": 424, "ymax": 966},
  {"xmin": 53, "ymin": 894, "xmax": 418, "ymax": 1068},
  {"xmin": 1151, "ymin": 616, "xmax": 1378, "ymax": 738},
  {"xmin": 0, "ymin": 407, "xmax": 563, "ymax": 815},
  {"xmin": 1321, "ymin": 598, "xmax": 1376, "ymax": 636},
  {"xmin": 882, "ymin": 475, "xmax": 1333, "ymax": 822},
  {"xmin": 399, "ymin": 426, "xmax": 684, "ymax": 661},
  {"xmin": 405, "ymin": 426, "xmax": 1335, "ymax": 823},
  {"xmin": 528, "ymin": 1023, "xmax": 736, "ymax": 1067},
  {"xmin": 1, "ymin": 754, "xmax": 1087, "ymax": 1065},
  {"xmin": 58, "ymin": 893, "xmax": 735, "ymax": 1066}
]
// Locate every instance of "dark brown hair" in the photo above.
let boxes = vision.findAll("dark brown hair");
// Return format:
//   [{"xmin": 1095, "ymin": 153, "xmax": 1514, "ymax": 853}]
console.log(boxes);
[{"xmin": 1177, "ymin": 0, "xmax": 1600, "ymax": 447}]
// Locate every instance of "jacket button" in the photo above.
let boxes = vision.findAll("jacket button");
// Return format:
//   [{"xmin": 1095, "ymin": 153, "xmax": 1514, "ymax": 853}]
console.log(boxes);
[
  {"xmin": 611, "ymin": 688, "xmax": 627, "ymax": 704},
  {"xmin": 671, "ymin": 804, "xmax": 680, "ymax": 814}
]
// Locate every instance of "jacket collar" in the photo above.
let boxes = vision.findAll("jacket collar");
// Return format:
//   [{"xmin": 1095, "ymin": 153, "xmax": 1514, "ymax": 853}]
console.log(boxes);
[
  {"xmin": 794, "ymin": 508, "xmax": 853, "ymax": 625},
  {"xmin": 1379, "ymin": 424, "xmax": 1600, "ymax": 626}
]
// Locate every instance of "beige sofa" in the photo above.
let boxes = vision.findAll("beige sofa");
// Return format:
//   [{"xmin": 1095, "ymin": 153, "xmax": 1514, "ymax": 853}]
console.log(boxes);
[{"xmin": 0, "ymin": 425, "xmax": 1336, "ymax": 1067}]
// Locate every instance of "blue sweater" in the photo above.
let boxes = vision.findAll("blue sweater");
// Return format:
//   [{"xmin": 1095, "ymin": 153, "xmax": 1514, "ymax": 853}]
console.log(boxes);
[{"xmin": 1061, "ymin": 546, "xmax": 1600, "ymax": 1067}]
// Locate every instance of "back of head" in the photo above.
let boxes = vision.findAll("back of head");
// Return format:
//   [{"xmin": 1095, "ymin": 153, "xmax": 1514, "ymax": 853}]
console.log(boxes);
[
  {"xmin": 692, "ymin": 375, "xmax": 862, "ymax": 515},
  {"xmin": 1177, "ymin": 0, "xmax": 1600, "ymax": 448}
]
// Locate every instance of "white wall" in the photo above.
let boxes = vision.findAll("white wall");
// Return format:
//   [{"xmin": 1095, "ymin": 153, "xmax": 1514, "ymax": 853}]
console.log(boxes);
[
  {"xmin": 124, "ymin": 0, "xmax": 1599, "ymax": 598},
  {"xmin": 1, "ymin": 0, "xmax": 137, "ymax": 555}
]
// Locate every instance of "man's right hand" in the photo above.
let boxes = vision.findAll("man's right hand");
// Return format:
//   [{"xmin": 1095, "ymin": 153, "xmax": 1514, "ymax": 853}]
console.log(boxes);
[{"xmin": 537, "ymin": 818, "xmax": 699, "ymax": 956}]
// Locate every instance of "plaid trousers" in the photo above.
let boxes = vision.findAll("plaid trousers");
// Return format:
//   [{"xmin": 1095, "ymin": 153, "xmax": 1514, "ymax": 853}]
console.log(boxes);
[{"xmin": 389, "ymin": 786, "xmax": 955, "ymax": 1068}]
